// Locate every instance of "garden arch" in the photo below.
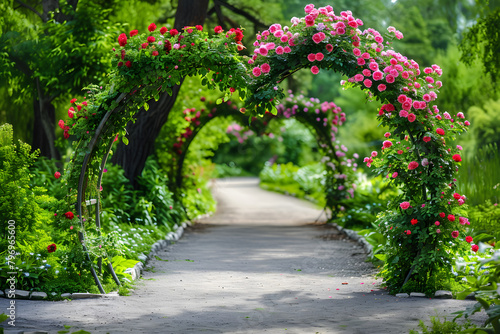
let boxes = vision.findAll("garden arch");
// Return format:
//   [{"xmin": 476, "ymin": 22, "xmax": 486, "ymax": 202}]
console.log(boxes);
[
  {"xmin": 166, "ymin": 92, "xmax": 356, "ymax": 218},
  {"xmin": 58, "ymin": 4, "xmax": 472, "ymax": 294}
]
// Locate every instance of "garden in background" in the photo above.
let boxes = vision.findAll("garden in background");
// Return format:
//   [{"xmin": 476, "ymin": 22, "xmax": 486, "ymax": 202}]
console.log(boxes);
[{"xmin": 1, "ymin": 0, "xmax": 500, "ymax": 332}]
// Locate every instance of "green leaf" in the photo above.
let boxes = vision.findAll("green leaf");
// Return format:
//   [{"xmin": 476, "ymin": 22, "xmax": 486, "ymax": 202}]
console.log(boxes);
[
  {"xmin": 122, "ymin": 137, "xmax": 129, "ymax": 145},
  {"xmin": 143, "ymin": 102, "xmax": 149, "ymax": 111}
]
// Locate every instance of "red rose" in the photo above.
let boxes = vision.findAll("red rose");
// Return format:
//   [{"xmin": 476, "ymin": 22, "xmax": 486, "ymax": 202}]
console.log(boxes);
[
  {"xmin": 118, "ymin": 61, "xmax": 123, "ymax": 67},
  {"xmin": 452, "ymin": 154, "xmax": 462, "ymax": 162},
  {"xmin": 147, "ymin": 36, "xmax": 155, "ymax": 43},
  {"xmin": 406, "ymin": 230, "xmax": 411, "ymax": 235},
  {"xmin": 130, "ymin": 29, "xmax": 138, "ymax": 37},
  {"xmin": 118, "ymin": 33, "xmax": 127, "ymax": 47},
  {"xmin": 410, "ymin": 219, "xmax": 418, "ymax": 225},
  {"xmin": 453, "ymin": 193, "xmax": 461, "ymax": 200},
  {"xmin": 214, "ymin": 26, "xmax": 223, "ymax": 34},
  {"xmin": 451, "ymin": 230, "xmax": 459, "ymax": 238},
  {"xmin": 160, "ymin": 26, "xmax": 168, "ymax": 35},
  {"xmin": 195, "ymin": 25, "xmax": 203, "ymax": 31},
  {"xmin": 70, "ymin": 98, "xmax": 77, "ymax": 104},
  {"xmin": 164, "ymin": 40, "xmax": 172, "ymax": 53},
  {"xmin": 447, "ymin": 214, "xmax": 455, "ymax": 222},
  {"xmin": 152, "ymin": 50, "xmax": 159, "ymax": 56},
  {"xmin": 408, "ymin": 161, "xmax": 419, "ymax": 170},
  {"xmin": 148, "ymin": 23, "xmax": 157, "ymax": 32},
  {"xmin": 64, "ymin": 211, "xmax": 74, "ymax": 220},
  {"xmin": 471, "ymin": 244, "xmax": 479, "ymax": 252},
  {"xmin": 439, "ymin": 212, "xmax": 446, "ymax": 218},
  {"xmin": 436, "ymin": 128, "xmax": 445, "ymax": 135},
  {"xmin": 170, "ymin": 29, "xmax": 179, "ymax": 36},
  {"xmin": 54, "ymin": 171, "xmax": 61, "ymax": 179},
  {"xmin": 423, "ymin": 136, "xmax": 431, "ymax": 142},
  {"xmin": 465, "ymin": 236, "xmax": 473, "ymax": 243},
  {"xmin": 141, "ymin": 42, "xmax": 148, "ymax": 49},
  {"xmin": 63, "ymin": 129, "xmax": 70, "ymax": 139},
  {"xmin": 125, "ymin": 61, "xmax": 132, "ymax": 68},
  {"xmin": 47, "ymin": 243, "xmax": 57, "ymax": 253},
  {"xmin": 58, "ymin": 119, "xmax": 65, "ymax": 129}
]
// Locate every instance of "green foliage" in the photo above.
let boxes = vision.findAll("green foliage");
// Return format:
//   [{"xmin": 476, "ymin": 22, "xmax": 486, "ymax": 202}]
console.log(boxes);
[
  {"xmin": 468, "ymin": 101, "xmax": 500, "ymax": 150},
  {"xmin": 335, "ymin": 174, "xmax": 398, "ymax": 229},
  {"xmin": 409, "ymin": 315, "xmax": 476, "ymax": 333},
  {"xmin": 455, "ymin": 252, "xmax": 500, "ymax": 333},
  {"xmin": 460, "ymin": 6, "xmax": 500, "ymax": 85},
  {"xmin": 457, "ymin": 143, "xmax": 500, "ymax": 207},
  {"xmin": 100, "ymin": 159, "xmax": 183, "ymax": 228},
  {"xmin": 0, "ymin": 123, "xmax": 54, "ymax": 251},
  {"xmin": 468, "ymin": 201, "xmax": 500, "ymax": 235}
]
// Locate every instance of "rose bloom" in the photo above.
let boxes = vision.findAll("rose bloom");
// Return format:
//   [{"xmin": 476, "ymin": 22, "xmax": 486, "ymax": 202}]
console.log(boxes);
[
  {"xmin": 451, "ymin": 230, "xmax": 459, "ymax": 238},
  {"xmin": 406, "ymin": 230, "xmax": 411, "ymax": 235},
  {"xmin": 423, "ymin": 136, "xmax": 431, "ymax": 142},
  {"xmin": 311, "ymin": 66, "xmax": 320, "ymax": 75},
  {"xmin": 261, "ymin": 63, "xmax": 271, "ymax": 73},
  {"xmin": 47, "ymin": 243, "xmax": 57, "ymax": 253},
  {"xmin": 407, "ymin": 113, "xmax": 416, "ymax": 122},
  {"xmin": 378, "ymin": 84, "xmax": 386, "ymax": 92},
  {"xmin": 411, "ymin": 218, "xmax": 418, "ymax": 225},
  {"xmin": 400, "ymin": 201, "xmax": 410, "ymax": 210},
  {"xmin": 64, "ymin": 211, "xmax": 75, "ymax": 219},
  {"xmin": 384, "ymin": 132, "xmax": 391, "ymax": 138},
  {"xmin": 408, "ymin": 161, "xmax": 419, "ymax": 170},
  {"xmin": 471, "ymin": 244, "xmax": 479, "ymax": 252},
  {"xmin": 453, "ymin": 193, "xmax": 461, "ymax": 200},
  {"xmin": 436, "ymin": 128, "xmax": 445, "ymax": 135},
  {"xmin": 382, "ymin": 140, "xmax": 392, "ymax": 148},
  {"xmin": 447, "ymin": 214, "xmax": 455, "ymax": 222},
  {"xmin": 434, "ymin": 221, "xmax": 440, "ymax": 226},
  {"xmin": 54, "ymin": 171, "xmax": 61, "ymax": 179},
  {"xmin": 452, "ymin": 154, "xmax": 462, "ymax": 162},
  {"xmin": 439, "ymin": 212, "xmax": 446, "ymax": 218},
  {"xmin": 148, "ymin": 23, "xmax": 156, "ymax": 32},
  {"xmin": 392, "ymin": 172, "xmax": 398, "ymax": 178},
  {"xmin": 465, "ymin": 236, "xmax": 473, "ymax": 243}
]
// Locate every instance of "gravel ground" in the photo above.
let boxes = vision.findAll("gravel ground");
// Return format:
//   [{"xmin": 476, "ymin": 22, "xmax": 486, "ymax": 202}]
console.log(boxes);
[{"xmin": 1, "ymin": 177, "xmax": 485, "ymax": 334}]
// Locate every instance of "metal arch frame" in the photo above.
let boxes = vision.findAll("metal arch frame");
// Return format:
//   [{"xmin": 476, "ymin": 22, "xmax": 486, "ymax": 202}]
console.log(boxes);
[{"xmin": 75, "ymin": 92, "xmax": 128, "ymax": 293}]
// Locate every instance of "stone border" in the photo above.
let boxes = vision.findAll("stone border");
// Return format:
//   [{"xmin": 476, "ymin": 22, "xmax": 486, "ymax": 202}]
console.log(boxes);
[
  {"xmin": 0, "ymin": 215, "xmax": 209, "ymax": 301},
  {"xmin": 329, "ymin": 222, "xmax": 373, "ymax": 256}
]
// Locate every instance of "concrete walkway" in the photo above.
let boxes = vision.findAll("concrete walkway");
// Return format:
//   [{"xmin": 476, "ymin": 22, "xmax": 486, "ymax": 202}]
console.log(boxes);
[{"xmin": 2, "ymin": 178, "xmax": 484, "ymax": 333}]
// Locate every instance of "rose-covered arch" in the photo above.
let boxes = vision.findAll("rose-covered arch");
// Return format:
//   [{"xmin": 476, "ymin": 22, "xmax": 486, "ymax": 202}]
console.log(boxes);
[
  {"xmin": 56, "ymin": 3, "xmax": 472, "ymax": 294},
  {"xmin": 164, "ymin": 91, "xmax": 357, "ymax": 217}
]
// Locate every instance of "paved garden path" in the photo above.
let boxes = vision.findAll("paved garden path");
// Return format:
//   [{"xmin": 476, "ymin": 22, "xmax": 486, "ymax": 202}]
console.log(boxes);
[{"xmin": 3, "ymin": 178, "xmax": 484, "ymax": 333}]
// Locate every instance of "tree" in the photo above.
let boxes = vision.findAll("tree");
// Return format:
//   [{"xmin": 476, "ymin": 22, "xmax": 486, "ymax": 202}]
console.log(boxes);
[
  {"xmin": 460, "ymin": 0, "xmax": 500, "ymax": 85},
  {"xmin": 0, "ymin": 0, "xmax": 118, "ymax": 159},
  {"xmin": 112, "ymin": 0, "xmax": 273, "ymax": 187}
]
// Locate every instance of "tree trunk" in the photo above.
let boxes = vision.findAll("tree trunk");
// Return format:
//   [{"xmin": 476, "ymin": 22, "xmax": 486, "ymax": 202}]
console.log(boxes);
[
  {"xmin": 112, "ymin": 0, "xmax": 209, "ymax": 188},
  {"xmin": 32, "ymin": 79, "xmax": 61, "ymax": 160}
]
